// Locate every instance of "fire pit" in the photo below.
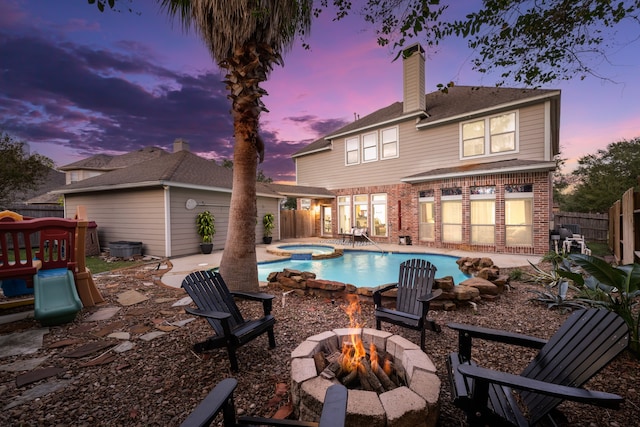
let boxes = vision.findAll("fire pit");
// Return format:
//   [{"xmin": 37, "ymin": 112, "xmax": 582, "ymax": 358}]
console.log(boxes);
[{"xmin": 290, "ymin": 328, "xmax": 440, "ymax": 426}]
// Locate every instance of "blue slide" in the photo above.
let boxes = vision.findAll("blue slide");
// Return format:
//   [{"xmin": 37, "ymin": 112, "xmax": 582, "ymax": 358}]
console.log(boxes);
[{"xmin": 34, "ymin": 269, "xmax": 83, "ymax": 326}]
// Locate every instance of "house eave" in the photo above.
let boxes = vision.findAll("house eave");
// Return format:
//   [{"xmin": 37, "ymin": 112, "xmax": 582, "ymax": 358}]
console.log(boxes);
[
  {"xmin": 416, "ymin": 91, "xmax": 561, "ymax": 129},
  {"xmin": 326, "ymin": 110, "xmax": 427, "ymax": 140},
  {"xmin": 401, "ymin": 162, "xmax": 557, "ymax": 183},
  {"xmin": 291, "ymin": 145, "xmax": 332, "ymax": 159}
]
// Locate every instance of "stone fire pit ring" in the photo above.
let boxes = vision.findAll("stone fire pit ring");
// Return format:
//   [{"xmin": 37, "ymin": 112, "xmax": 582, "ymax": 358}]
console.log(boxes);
[{"xmin": 290, "ymin": 328, "xmax": 440, "ymax": 427}]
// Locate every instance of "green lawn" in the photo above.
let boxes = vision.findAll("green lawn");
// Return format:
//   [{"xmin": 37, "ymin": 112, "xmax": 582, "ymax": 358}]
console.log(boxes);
[{"xmin": 85, "ymin": 256, "xmax": 146, "ymax": 274}]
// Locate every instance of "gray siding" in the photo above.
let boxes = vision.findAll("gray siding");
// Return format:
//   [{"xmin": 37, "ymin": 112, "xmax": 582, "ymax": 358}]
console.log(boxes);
[
  {"xmin": 65, "ymin": 189, "xmax": 166, "ymax": 257},
  {"xmin": 296, "ymin": 103, "xmax": 549, "ymax": 189},
  {"xmin": 169, "ymin": 188, "xmax": 232, "ymax": 257}
]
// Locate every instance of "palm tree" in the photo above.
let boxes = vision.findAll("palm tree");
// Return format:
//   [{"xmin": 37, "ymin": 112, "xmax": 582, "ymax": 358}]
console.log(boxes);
[{"xmin": 159, "ymin": 0, "xmax": 312, "ymax": 291}]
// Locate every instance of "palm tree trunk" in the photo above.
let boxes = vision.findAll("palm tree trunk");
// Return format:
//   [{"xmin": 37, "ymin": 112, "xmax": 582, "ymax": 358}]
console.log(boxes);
[{"xmin": 219, "ymin": 89, "xmax": 260, "ymax": 291}]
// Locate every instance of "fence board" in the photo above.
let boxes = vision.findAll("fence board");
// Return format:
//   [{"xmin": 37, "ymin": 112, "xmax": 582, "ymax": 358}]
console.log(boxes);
[
  {"xmin": 554, "ymin": 211, "xmax": 608, "ymax": 243},
  {"xmin": 280, "ymin": 210, "xmax": 314, "ymax": 239}
]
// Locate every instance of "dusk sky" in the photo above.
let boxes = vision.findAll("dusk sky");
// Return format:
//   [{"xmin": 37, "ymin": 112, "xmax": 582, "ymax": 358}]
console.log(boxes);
[{"xmin": 1, "ymin": 1, "xmax": 639, "ymax": 183}]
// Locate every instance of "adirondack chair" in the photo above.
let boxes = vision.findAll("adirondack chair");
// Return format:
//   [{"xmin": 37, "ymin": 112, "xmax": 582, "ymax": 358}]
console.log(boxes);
[
  {"xmin": 180, "ymin": 378, "xmax": 348, "ymax": 427},
  {"xmin": 181, "ymin": 270, "xmax": 276, "ymax": 372},
  {"xmin": 373, "ymin": 258, "xmax": 442, "ymax": 350},
  {"xmin": 447, "ymin": 308, "xmax": 629, "ymax": 426}
]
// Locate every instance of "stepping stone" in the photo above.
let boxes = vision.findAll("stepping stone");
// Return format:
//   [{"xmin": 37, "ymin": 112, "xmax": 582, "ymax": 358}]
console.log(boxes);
[
  {"xmin": 4, "ymin": 380, "xmax": 71, "ymax": 410},
  {"xmin": 80, "ymin": 353, "xmax": 117, "ymax": 367},
  {"xmin": 155, "ymin": 324, "xmax": 179, "ymax": 332},
  {"xmin": 107, "ymin": 332, "xmax": 130, "ymax": 340},
  {"xmin": 94, "ymin": 321, "xmax": 126, "ymax": 337},
  {"xmin": 117, "ymin": 290, "xmax": 149, "ymax": 306},
  {"xmin": 140, "ymin": 331, "xmax": 166, "ymax": 341},
  {"xmin": 113, "ymin": 341, "xmax": 135, "ymax": 353},
  {"xmin": 0, "ymin": 328, "xmax": 49, "ymax": 359},
  {"xmin": 0, "ymin": 356, "xmax": 48, "ymax": 372},
  {"xmin": 63, "ymin": 341, "xmax": 114, "ymax": 358},
  {"xmin": 48, "ymin": 339, "xmax": 82, "ymax": 349},
  {"xmin": 170, "ymin": 318, "xmax": 195, "ymax": 327},
  {"xmin": 16, "ymin": 367, "xmax": 65, "ymax": 387},
  {"xmin": 84, "ymin": 307, "xmax": 121, "ymax": 322},
  {"xmin": 129, "ymin": 324, "xmax": 151, "ymax": 334},
  {"xmin": 172, "ymin": 296, "xmax": 192, "ymax": 307}
]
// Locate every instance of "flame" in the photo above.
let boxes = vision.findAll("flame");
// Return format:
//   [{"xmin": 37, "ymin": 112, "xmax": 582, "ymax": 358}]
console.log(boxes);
[{"xmin": 340, "ymin": 295, "xmax": 378, "ymax": 373}]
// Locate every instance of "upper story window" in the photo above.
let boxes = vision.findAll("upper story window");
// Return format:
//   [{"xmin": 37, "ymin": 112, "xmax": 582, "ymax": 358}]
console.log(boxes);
[
  {"xmin": 381, "ymin": 127, "xmax": 398, "ymax": 159},
  {"xmin": 461, "ymin": 111, "xmax": 518, "ymax": 159},
  {"xmin": 345, "ymin": 136, "xmax": 359, "ymax": 165},
  {"xmin": 362, "ymin": 132, "xmax": 378, "ymax": 162}
]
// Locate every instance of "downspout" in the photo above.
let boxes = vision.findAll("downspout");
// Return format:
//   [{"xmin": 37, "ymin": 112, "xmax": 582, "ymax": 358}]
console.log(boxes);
[{"xmin": 163, "ymin": 185, "xmax": 171, "ymax": 257}]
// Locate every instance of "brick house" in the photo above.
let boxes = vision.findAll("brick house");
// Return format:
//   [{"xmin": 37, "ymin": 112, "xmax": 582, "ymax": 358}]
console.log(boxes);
[{"xmin": 292, "ymin": 43, "xmax": 560, "ymax": 255}]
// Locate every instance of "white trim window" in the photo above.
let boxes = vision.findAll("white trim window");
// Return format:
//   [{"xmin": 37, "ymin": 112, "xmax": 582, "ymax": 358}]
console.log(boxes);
[
  {"xmin": 461, "ymin": 111, "xmax": 518, "ymax": 159},
  {"xmin": 418, "ymin": 190, "xmax": 435, "ymax": 241},
  {"xmin": 381, "ymin": 126, "xmax": 399, "ymax": 159},
  {"xmin": 354, "ymin": 195, "xmax": 369, "ymax": 229},
  {"xmin": 441, "ymin": 187, "xmax": 462, "ymax": 243},
  {"xmin": 338, "ymin": 196, "xmax": 351, "ymax": 234},
  {"xmin": 345, "ymin": 136, "xmax": 359, "ymax": 165},
  {"xmin": 371, "ymin": 193, "xmax": 387, "ymax": 237},
  {"xmin": 362, "ymin": 132, "xmax": 378, "ymax": 162},
  {"xmin": 505, "ymin": 184, "xmax": 533, "ymax": 246},
  {"xmin": 470, "ymin": 186, "xmax": 496, "ymax": 244}
]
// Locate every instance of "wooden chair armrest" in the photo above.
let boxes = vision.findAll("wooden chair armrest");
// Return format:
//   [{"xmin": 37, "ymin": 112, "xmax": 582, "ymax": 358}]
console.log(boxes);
[
  {"xmin": 180, "ymin": 378, "xmax": 238, "ymax": 427},
  {"xmin": 318, "ymin": 384, "xmax": 348, "ymax": 427},
  {"xmin": 457, "ymin": 364, "xmax": 623, "ymax": 409},
  {"xmin": 231, "ymin": 291, "xmax": 275, "ymax": 301},
  {"xmin": 231, "ymin": 291, "xmax": 275, "ymax": 316},
  {"xmin": 373, "ymin": 283, "xmax": 398, "ymax": 306},
  {"xmin": 418, "ymin": 288, "xmax": 442, "ymax": 302},
  {"xmin": 447, "ymin": 322, "xmax": 547, "ymax": 362},
  {"xmin": 238, "ymin": 384, "xmax": 347, "ymax": 427},
  {"xmin": 184, "ymin": 307, "xmax": 232, "ymax": 321},
  {"xmin": 237, "ymin": 417, "xmax": 317, "ymax": 426}
]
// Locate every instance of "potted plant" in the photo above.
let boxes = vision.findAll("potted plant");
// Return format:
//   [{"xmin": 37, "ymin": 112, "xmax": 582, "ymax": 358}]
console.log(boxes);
[
  {"xmin": 196, "ymin": 210, "xmax": 215, "ymax": 254},
  {"xmin": 262, "ymin": 213, "xmax": 275, "ymax": 244}
]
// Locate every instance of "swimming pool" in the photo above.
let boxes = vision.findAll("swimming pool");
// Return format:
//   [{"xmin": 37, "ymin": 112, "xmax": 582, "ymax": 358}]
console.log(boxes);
[{"xmin": 258, "ymin": 250, "xmax": 469, "ymax": 287}]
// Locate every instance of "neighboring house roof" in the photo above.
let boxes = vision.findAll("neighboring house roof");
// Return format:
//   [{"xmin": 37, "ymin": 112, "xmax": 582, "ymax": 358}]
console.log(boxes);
[
  {"xmin": 58, "ymin": 146, "xmax": 169, "ymax": 171},
  {"xmin": 267, "ymin": 183, "xmax": 335, "ymax": 199},
  {"xmin": 9, "ymin": 167, "xmax": 66, "ymax": 206},
  {"xmin": 53, "ymin": 150, "xmax": 282, "ymax": 198},
  {"xmin": 402, "ymin": 158, "xmax": 557, "ymax": 183},
  {"xmin": 292, "ymin": 86, "xmax": 560, "ymax": 158}
]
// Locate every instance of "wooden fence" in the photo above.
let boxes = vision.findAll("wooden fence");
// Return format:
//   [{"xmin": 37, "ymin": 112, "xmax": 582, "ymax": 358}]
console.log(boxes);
[
  {"xmin": 554, "ymin": 211, "xmax": 609, "ymax": 243},
  {"xmin": 608, "ymin": 188, "xmax": 639, "ymax": 264},
  {"xmin": 280, "ymin": 210, "xmax": 315, "ymax": 239}
]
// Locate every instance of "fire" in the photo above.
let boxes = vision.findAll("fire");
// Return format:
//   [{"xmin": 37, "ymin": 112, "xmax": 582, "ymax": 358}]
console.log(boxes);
[{"xmin": 340, "ymin": 295, "xmax": 377, "ymax": 373}]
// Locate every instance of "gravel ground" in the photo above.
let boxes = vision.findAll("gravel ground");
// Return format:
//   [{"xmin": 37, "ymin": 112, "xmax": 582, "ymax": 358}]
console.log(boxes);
[{"xmin": 0, "ymin": 260, "xmax": 638, "ymax": 426}]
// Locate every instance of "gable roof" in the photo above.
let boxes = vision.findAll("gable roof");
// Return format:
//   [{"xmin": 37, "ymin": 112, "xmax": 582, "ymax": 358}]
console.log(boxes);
[
  {"xmin": 292, "ymin": 86, "xmax": 560, "ymax": 158},
  {"xmin": 53, "ymin": 150, "xmax": 281, "ymax": 198},
  {"xmin": 267, "ymin": 183, "xmax": 335, "ymax": 198},
  {"xmin": 402, "ymin": 158, "xmax": 556, "ymax": 183},
  {"xmin": 59, "ymin": 146, "xmax": 169, "ymax": 171}
]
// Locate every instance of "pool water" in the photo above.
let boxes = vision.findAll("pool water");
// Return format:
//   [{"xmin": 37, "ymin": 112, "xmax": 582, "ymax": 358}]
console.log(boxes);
[
  {"xmin": 258, "ymin": 251, "xmax": 469, "ymax": 287},
  {"xmin": 276, "ymin": 244, "xmax": 335, "ymax": 255}
]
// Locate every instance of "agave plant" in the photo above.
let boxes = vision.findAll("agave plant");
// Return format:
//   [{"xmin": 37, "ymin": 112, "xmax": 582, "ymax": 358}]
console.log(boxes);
[{"xmin": 561, "ymin": 254, "xmax": 640, "ymax": 358}]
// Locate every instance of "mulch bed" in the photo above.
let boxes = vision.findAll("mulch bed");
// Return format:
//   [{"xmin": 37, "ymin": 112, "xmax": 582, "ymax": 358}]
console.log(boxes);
[{"xmin": 0, "ymin": 261, "xmax": 638, "ymax": 426}]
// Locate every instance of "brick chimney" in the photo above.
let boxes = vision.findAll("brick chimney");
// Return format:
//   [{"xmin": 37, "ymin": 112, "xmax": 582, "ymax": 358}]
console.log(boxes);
[
  {"xmin": 173, "ymin": 138, "xmax": 190, "ymax": 152},
  {"xmin": 402, "ymin": 43, "xmax": 426, "ymax": 114}
]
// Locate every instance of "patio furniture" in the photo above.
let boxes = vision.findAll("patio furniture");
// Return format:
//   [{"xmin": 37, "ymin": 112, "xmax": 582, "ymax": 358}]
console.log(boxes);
[
  {"xmin": 559, "ymin": 223, "xmax": 591, "ymax": 255},
  {"xmin": 181, "ymin": 270, "xmax": 276, "ymax": 372},
  {"xmin": 447, "ymin": 308, "xmax": 629, "ymax": 426},
  {"xmin": 373, "ymin": 258, "xmax": 442, "ymax": 350},
  {"xmin": 180, "ymin": 378, "xmax": 348, "ymax": 427}
]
